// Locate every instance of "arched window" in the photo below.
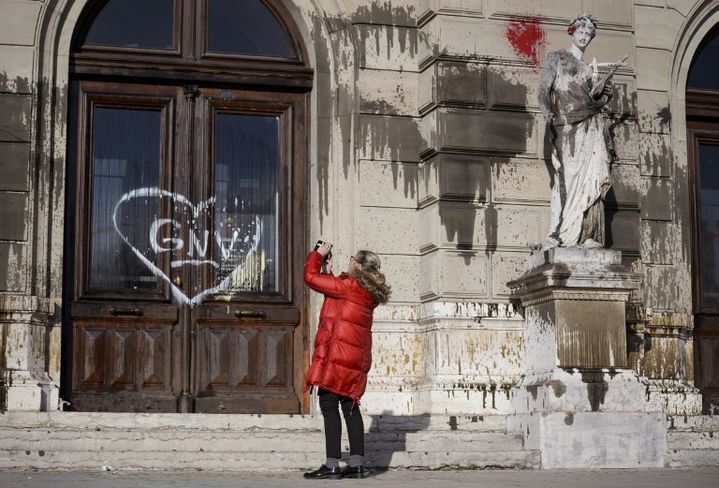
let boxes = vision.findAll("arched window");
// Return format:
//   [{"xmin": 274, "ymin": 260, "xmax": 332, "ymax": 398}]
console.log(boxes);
[
  {"xmin": 687, "ymin": 25, "xmax": 719, "ymax": 414},
  {"xmin": 63, "ymin": 0, "xmax": 311, "ymax": 414}
]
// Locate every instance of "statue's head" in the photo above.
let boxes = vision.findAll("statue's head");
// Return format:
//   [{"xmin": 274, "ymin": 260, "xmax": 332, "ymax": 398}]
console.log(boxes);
[{"xmin": 567, "ymin": 13, "xmax": 597, "ymax": 51}]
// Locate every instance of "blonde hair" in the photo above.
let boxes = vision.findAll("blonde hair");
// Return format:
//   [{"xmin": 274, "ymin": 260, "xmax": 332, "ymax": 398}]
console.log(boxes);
[{"xmin": 349, "ymin": 250, "xmax": 391, "ymax": 304}]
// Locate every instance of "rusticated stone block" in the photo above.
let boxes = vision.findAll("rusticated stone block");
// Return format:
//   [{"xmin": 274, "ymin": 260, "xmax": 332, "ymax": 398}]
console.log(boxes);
[
  {"xmin": 636, "ymin": 48, "xmax": 672, "ymax": 92},
  {"xmin": 635, "ymin": 5, "xmax": 684, "ymax": 50},
  {"xmin": 641, "ymin": 177, "xmax": 674, "ymax": 221},
  {"xmin": 606, "ymin": 209, "xmax": 640, "ymax": 252},
  {"xmin": 420, "ymin": 250, "xmax": 489, "ymax": 300},
  {"xmin": 486, "ymin": 0, "xmax": 581, "ymax": 21},
  {"xmin": 356, "ymin": 24, "xmax": 421, "ymax": 71},
  {"xmin": 422, "ymin": 108, "xmax": 536, "ymax": 157},
  {"xmin": 0, "ymin": 142, "xmax": 30, "ymax": 191},
  {"xmin": 492, "ymin": 158, "xmax": 550, "ymax": 204},
  {"xmin": 356, "ymin": 207, "xmax": 418, "ymax": 254},
  {"xmin": 418, "ymin": 154, "xmax": 489, "ymax": 205},
  {"xmin": 359, "ymin": 114, "xmax": 424, "ymax": 162},
  {"xmin": 0, "ymin": 242, "xmax": 27, "ymax": 292},
  {"xmin": 640, "ymin": 221, "xmax": 675, "ymax": 265},
  {"xmin": 608, "ymin": 163, "xmax": 641, "ymax": 206},
  {"xmin": 0, "ymin": 0, "xmax": 42, "ymax": 46},
  {"xmin": 0, "ymin": 192, "xmax": 27, "ymax": 240},
  {"xmin": 639, "ymin": 133, "xmax": 673, "ymax": 177},
  {"xmin": 359, "ymin": 160, "xmax": 418, "ymax": 209},
  {"xmin": 0, "ymin": 94, "xmax": 32, "ymax": 142},
  {"xmin": 487, "ymin": 65, "xmax": 538, "ymax": 110},
  {"xmin": 358, "ymin": 69, "xmax": 417, "ymax": 116},
  {"xmin": 637, "ymin": 90, "xmax": 671, "ymax": 134}
]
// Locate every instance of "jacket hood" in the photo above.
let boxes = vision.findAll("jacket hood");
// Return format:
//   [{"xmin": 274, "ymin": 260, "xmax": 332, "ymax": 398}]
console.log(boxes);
[{"xmin": 338, "ymin": 273, "xmax": 377, "ymax": 308}]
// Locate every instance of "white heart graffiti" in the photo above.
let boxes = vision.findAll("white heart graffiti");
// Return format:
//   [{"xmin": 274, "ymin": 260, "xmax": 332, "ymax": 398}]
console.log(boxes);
[{"xmin": 112, "ymin": 187, "xmax": 261, "ymax": 307}]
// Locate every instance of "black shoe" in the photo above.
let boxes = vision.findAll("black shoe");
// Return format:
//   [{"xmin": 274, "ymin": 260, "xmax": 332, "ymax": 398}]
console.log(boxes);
[
  {"xmin": 303, "ymin": 464, "xmax": 342, "ymax": 480},
  {"xmin": 343, "ymin": 466, "xmax": 365, "ymax": 479}
]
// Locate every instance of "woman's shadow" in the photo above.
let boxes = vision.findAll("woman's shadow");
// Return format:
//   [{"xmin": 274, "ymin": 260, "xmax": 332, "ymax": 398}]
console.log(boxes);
[{"xmin": 344, "ymin": 411, "xmax": 431, "ymax": 477}]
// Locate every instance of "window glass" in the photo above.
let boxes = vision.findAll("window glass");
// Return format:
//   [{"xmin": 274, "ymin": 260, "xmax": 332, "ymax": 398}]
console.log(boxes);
[
  {"xmin": 90, "ymin": 107, "xmax": 162, "ymax": 291},
  {"xmin": 689, "ymin": 30, "xmax": 719, "ymax": 90},
  {"xmin": 699, "ymin": 142, "xmax": 719, "ymax": 307},
  {"xmin": 207, "ymin": 0, "xmax": 294, "ymax": 57},
  {"xmin": 213, "ymin": 113, "xmax": 280, "ymax": 293},
  {"xmin": 83, "ymin": 0, "xmax": 174, "ymax": 50}
]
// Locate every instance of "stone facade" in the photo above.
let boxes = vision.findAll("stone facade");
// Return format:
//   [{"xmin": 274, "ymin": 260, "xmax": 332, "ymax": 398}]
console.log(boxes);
[{"xmin": 0, "ymin": 0, "xmax": 718, "ymax": 468}]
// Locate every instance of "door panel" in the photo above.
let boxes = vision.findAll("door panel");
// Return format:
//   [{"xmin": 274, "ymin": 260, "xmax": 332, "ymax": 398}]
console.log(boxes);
[
  {"xmin": 66, "ymin": 82, "xmax": 183, "ymax": 411},
  {"xmin": 689, "ymin": 120, "xmax": 719, "ymax": 413},
  {"xmin": 191, "ymin": 88, "xmax": 306, "ymax": 413}
]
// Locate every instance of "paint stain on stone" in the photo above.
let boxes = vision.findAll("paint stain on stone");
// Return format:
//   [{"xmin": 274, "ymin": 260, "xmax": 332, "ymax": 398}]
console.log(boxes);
[
  {"xmin": 448, "ymin": 416, "xmax": 458, "ymax": 430},
  {"xmin": 564, "ymin": 412, "xmax": 574, "ymax": 425},
  {"xmin": 580, "ymin": 371, "xmax": 609, "ymax": 412},
  {"xmin": 505, "ymin": 17, "xmax": 546, "ymax": 66},
  {"xmin": 549, "ymin": 380, "xmax": 566, "ymax": 398},
  {"xmin": 657, "ymin": 107, "xmax": 671, "ymax": 127}
]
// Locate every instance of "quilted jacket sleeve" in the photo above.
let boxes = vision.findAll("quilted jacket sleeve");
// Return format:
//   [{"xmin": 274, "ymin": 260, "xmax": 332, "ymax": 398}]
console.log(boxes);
[{"xmin": 303, "ymin": 251, "xmax": 346, "ymax": 299}]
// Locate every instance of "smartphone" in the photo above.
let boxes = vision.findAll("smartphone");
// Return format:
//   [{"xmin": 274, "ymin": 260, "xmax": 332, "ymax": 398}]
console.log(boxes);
[{"xmin": 313, "ymin": 240, "xmax": 332, "ymax": 261}]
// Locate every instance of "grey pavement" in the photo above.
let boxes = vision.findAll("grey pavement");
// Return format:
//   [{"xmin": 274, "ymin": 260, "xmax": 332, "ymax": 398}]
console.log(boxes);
[{"xmin": 0, "ymin": 468, "xmax": 718, "ymax": 488}]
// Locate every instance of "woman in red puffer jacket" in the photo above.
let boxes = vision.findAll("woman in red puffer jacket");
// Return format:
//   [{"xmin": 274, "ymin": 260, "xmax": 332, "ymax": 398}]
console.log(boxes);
[{"xmin": 302, "ymin": 241, "xmax": 391, "ymax": 480}]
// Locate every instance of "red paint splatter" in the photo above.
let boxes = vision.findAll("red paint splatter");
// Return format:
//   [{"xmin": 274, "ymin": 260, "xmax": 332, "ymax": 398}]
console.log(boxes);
[{"xmin": 506, "ymin": 17, "xmax": 547, "ymax": 66}]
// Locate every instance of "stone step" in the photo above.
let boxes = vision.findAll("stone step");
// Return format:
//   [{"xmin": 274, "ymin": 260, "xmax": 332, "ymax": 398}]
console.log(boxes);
[
  {"xmin": 0, "ymin": 429, "xmax": 524, "ymax": 454},
  {"xmin": 0, "ymin": 412, "xmax": 538, "ymax": 471},
  {"xmin": 0, "ymin": 412, "xmax": 507, "ymax": 432},
  {"xmin": 667, "ymin": 415, "xmax": 719, "ymax": 432},
  {"xmin": 667, "ymin": 431, "xmax": 719, "ymax": 450},
  {"xmin": 666, "ymin": 449, "xmax": 719, "ymax": 468},
  {"xmin": 665, "ymin": 415, "xmax": 719, "ymax": 467},
  {"xmin": 0, "ymin": 448, "xmax": 538, "ymax": 471}
]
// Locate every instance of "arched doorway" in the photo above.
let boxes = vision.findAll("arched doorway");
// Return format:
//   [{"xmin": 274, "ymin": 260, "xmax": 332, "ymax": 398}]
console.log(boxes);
[
  {"xmin": 687, "ymin": 24, "xmax": 719, "ymax": 414},
  {"xmin": 61, "ymin": 0, "xmax": 312, "ymax": 413}
]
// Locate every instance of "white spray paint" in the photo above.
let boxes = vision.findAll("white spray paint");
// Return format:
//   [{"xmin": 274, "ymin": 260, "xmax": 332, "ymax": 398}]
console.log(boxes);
[{"xmin": 112, "ymin": 187, "xmax": 262, "ymax": 307}]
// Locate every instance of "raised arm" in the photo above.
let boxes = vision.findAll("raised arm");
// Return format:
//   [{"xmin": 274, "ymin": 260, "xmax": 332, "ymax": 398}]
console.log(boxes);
[
  {"xmin": 538, "ymin": 52, "xmax": 558, "ymax": 123},
  {"xmin": 303, "ymin": 251, "xmax": 346, "ymax": 299}
]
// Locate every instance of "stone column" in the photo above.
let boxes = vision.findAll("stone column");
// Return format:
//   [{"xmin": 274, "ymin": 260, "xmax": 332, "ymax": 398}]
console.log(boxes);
[
  {"xmin": 506, "ymin": 247, "xmax": 666, "ymax": 468},
  {"xmin": 0, "ymin": 295, "xmax": 58, "ymax": 411}
]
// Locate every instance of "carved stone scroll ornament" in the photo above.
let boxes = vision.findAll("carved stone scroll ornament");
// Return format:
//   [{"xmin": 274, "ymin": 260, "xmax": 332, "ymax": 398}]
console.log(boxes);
[{"xmin": 534, "ymin": 14, "xmax": 627, "ymax": 251}]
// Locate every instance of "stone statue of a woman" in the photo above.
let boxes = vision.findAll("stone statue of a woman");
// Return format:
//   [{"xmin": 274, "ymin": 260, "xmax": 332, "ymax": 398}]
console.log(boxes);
[{"xmin": 537, "ymin": 14, "xmax": 626, "ymax": 249}]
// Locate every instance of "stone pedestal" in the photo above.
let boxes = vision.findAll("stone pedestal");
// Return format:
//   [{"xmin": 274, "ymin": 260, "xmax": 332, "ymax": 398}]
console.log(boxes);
[{"xmin": 507, "ymin": 248, "xmax": 665, "ymax": 468}]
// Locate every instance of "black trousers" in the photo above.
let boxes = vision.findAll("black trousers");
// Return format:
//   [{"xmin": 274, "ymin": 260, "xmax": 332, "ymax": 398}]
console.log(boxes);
[{"xmin": 318, "ymin": 388, "xmax": 364, "ymax": 458}]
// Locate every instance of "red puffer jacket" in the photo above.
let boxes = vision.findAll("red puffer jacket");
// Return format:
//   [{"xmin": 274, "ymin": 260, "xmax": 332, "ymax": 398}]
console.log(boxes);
[{"xmin": 304, "ymin": 251, "xmax": 377, "ymax": 402}]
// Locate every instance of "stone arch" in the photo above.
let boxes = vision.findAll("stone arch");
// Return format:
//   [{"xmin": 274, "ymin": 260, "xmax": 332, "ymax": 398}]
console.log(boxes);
[{"xmin": 667, "ymin": 0, "xmax": 719, "ymax": 316}]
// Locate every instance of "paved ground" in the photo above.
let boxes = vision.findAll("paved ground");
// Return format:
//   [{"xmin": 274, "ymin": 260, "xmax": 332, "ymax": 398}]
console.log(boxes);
[{"xmin": 0, "ymin": 468, "xmax": 718, "ymax": 488}]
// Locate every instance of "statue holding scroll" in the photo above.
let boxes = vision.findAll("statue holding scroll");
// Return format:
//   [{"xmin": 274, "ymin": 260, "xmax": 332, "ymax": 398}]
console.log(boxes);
[{"xmin": 537, "ymin": 14, "xmax": 627, "ymax": 249}]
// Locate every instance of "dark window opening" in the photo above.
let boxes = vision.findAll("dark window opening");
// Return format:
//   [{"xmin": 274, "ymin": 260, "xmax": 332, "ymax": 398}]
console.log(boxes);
[
  {"xmin": 82, "ymin": 0, "xmax": 175, "ymax": 50},
  {"xmin": 206, "ymin": 0, "xmax": 294, "ymax": 57},
  {"xmin": 688, "ymin": 27, "xmax": 719, "ymax": 91}
]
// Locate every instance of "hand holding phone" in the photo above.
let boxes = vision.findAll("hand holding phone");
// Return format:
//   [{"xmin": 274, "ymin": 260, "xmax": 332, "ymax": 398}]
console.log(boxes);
[{"xmin": 314, "ymin": 240, "xmax": 333, "ymax": 261}]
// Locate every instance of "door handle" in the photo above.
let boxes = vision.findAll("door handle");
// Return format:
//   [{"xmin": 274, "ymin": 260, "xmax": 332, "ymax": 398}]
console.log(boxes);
[
  {"xmin": 235, "ymin": 310, "xmax": 266, "ymax": 319},
  {"xmin": 110, "ymin": 306, "xmax": 143, "ymax": 317},
  {"xmin": 173, "ymin": 276, "xmax": 183, "ymax": 288}
]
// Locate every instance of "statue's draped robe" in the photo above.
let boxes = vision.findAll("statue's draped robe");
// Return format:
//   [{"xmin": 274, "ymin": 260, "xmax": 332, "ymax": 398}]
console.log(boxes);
[{"xmin": 539, "ymin": 49, "xmax": 612, "ymax": 247}]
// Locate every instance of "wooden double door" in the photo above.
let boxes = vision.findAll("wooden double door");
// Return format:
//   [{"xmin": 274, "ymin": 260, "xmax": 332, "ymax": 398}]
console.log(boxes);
[{"xmin": 63, "ymin": 80, "xmax": 308, "ymax": 413}]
